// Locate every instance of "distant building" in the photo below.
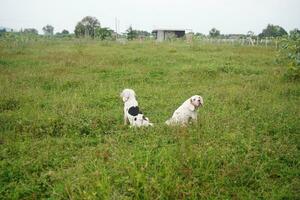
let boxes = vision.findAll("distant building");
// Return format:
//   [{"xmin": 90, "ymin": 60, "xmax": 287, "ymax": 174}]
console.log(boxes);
[
  {"xmin": 224, "ymin": 34, "xmax": 246, "ymax": 39},
  {"xmin": 152, "ymin": 29, "xmax": 185, "ymax": 41}
]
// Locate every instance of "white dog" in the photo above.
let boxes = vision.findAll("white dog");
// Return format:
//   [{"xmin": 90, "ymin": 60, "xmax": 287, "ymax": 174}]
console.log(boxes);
[
  {"xmin": 120, "ymin": 89, "xmax": 153, "ymax": 127},
  {"xmin": 166, "ymin": 95, "xmax": 203, "ymax": 126}
]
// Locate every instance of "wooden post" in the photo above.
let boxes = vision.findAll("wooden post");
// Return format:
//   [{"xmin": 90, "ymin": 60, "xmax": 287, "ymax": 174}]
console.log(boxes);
[{"xmin": 249, "ymin": 37, "xmax": 254, "ymax": 46}]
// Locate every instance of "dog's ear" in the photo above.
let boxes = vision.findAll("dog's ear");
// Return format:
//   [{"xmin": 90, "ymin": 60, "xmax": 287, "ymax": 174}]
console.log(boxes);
[
  {"xmin": 120, "ymin": 91, "xmax": 128, "ymax": 102},
  {"xmin": 122, "ymin": 96, "xmax": 129, "ymax": 102},
  {"xmin": 199, "ymin": 96, "xmax": 204, "ymax": 107},
  {"xmin": 188, "ymin": 98, "xmax": 196, "ymax": 111}
]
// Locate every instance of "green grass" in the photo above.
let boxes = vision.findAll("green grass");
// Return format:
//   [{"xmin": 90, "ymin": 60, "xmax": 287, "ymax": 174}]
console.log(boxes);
[{"xmin": 0, "ymin": 39, "xmax": 299, "ymax": 199}]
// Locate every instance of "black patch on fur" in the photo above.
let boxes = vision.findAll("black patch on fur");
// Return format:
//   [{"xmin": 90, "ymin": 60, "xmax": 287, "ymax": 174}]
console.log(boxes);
[
  {"xmin": 128, "ymin": 106, "xmax": 139, "ymax": 116},
  {"xmin": 134, "ymin": 117, "xmax": 137, "ymax": 121}
]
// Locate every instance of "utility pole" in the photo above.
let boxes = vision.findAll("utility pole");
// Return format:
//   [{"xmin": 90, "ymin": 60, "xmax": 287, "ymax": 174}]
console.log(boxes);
[{"xmin": 115, "ymin": 17, "xmax": 120, "ymax": 39}]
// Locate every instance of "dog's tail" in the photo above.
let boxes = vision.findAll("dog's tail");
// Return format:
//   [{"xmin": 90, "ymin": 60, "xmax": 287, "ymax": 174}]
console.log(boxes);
[{"xmin": 120, "ymin": 89, "xmax": 136, "ymax": 102}]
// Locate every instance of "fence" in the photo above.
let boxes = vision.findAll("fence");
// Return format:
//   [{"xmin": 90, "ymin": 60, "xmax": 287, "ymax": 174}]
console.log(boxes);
[{"xmin": 195, "ymin": 37, "xmax": 279, "ymax": 48}]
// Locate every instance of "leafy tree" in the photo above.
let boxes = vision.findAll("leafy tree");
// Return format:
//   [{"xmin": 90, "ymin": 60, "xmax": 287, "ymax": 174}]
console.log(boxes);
[
  {"xmin": 95, "ymin": 27, "xmax": 113, "ymax": 40},
  {"xmin": 209, "ymin": 28, "xmax": 220, "ymax": 38},
  {"xmin": 61, "ymin": 29, "xmax": 69, "ymax": 35},
  {"xmin": 42, "ymin": 25, "xmax": 54, "ymax": 36},
  {"xmin": 126, "ymin": 26, "xmax": 138, "ymax": 40},
  {"xmin": 55, "ymin": 29, "xmax": 71, "ymax": 38},
  {"xmin": 74, "ymin": 16, "xmax": 100, "ymax": 38},
  {"xmin": 195, "ymin": 32, "xmax": 205, "ymax": 37},
  {"xmin": 23, "ymin": 28, "xmax": 38, "ymax": 35},
  {"xmin": 289, "ymin": 28, "xmax": 300, "ymax": 39},
  {"xmin": 0, "ymin": 28, "xmax": 6, "ymax": 37},
  {"xmin": 259, "ymin": 24, "xmax": 287, "ymax": 38},
  {"xmin": 135, "ymin": 30, "xmax": 150, "ymax": 38},
  {"xmin": 247, "ymin": 31, "xmax": 254, "ymax": 37},
  {"xmin": 74, "ymin": 22, "xmax": 85, "ymax": 37}
]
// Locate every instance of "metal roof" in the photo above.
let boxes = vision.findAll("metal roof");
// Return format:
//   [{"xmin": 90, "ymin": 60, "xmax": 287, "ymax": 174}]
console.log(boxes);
[{"xmin": 152, "ymin": 29, "xmax": 186, "ymax": 32}]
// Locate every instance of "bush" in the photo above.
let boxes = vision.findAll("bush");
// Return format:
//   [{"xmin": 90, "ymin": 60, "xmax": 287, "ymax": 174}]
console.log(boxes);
[{"xmin": 277, "ymin": 36, "xmax": 300, "ymax": 81}]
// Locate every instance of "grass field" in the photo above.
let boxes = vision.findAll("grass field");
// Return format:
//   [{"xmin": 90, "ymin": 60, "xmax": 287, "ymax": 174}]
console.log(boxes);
[{"xmin": 0, "ymin": 39, "xmax": 299, "ymax": 199}]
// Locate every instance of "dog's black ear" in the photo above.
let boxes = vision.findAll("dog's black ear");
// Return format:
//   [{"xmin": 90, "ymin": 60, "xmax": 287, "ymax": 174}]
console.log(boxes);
[{"xmin": 128, "ymin": 106, "xmax": 139, "ymax": 116}]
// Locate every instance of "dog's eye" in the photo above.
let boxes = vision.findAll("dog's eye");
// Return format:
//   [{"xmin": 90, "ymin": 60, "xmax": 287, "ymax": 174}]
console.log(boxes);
[{"xmin": 134, "ymin": 117, "xmax": 137, "ymax": 121}]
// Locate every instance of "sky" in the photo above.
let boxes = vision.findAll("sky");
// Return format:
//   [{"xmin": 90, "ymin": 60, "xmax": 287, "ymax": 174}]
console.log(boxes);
[{"xmin": 0, "ymin": 0, "xmax": 300, "ymax": 35}]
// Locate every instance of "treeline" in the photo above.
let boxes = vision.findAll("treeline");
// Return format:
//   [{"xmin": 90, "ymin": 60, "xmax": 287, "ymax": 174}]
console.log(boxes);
[
  {"xmin": 0, "ymin": 16, "xmax": 152, "ymax": 41},
  {"xmin": 0, "ymin": 16, "xmax": 299, "ymax": 40},
  {"xmin": 203, "ymin": 25, "xmax": 300, "ymax": 39}
]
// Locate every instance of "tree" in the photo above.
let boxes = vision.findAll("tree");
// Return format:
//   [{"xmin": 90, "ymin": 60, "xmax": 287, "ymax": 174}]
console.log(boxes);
[
  {"xmin": 74, "ymin": 16, "xmax": 100, "ymax": 38},
  {"xmin": 95, "ymin": 27, "xmax": 113, "ymax": 40},
  {"xmin": 55, "ymin": 30, "xmax": 70, "ymax": 37},
  {"xmin": 258, "ymin": 24, "xmax": 287, "ymax": 38},
  {"xmin": 289, "ymin": 28, "xmax": 300, "ymax": 39},
  {"xmin": 247, "ymin": 31, "xmax": 254, "ymax": 37},
  {"xmin": 209, "ymin": 28, "xmax": 220, "ymax": 38},
  {"xmin": 0, "ymin": 28, "xmax": 6, "ymax": 37},
  {"xmin": 74, "ymin": 22, "xmax": 85, "ymax": 37},
  {"xmin": 23, "ymin": 28, "xmax": 38, "ymax": 35},
  {"xmin": 135, "ymin": 30, "xmax": 150, "ymax": 38},
  {"xmin": 61, "ymin": 29, "xmax": 69, "ymax": 35},
  {"xmin": 42, "ymin": 25, "xmax": 54, "ymax": 36},
  {"xmin": 246, "ymin": 31, "xmax": 255, "ymax": 45},
  {"xmin": 126, "ymin": 26, "xmax": 138, "ymax": 40},
  {"xmin": 195, "ymin": 32, "xmax": 205, "ymax": 37}
]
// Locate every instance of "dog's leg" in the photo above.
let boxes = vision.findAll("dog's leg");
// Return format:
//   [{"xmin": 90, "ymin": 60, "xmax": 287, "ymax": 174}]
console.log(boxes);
[
  {"xmin": 124, "ymin": 112, "xmax": 129, "ymax": 125},
  {"xmin": 191, "ymin": 113, "xmax": 197, "ymax": 123},
  {"xmin": 124, "ymin": 117, "xmax": 129, "ymax": 125}
]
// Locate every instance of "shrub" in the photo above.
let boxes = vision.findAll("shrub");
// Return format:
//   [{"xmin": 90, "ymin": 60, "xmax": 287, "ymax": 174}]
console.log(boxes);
[{"xmin": 277, "ymin": 36, "xmax": 300, "ymax": 81}]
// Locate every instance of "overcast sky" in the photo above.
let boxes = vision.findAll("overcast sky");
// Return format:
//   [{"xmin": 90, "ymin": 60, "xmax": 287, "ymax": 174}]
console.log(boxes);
[{"xmin": 1, "ymin": 0, "xmax": 299, "ymax": 35}]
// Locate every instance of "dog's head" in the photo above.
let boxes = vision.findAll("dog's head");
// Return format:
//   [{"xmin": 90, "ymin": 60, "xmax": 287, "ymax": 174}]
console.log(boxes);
[
  {"xmin": 120, "ymin": 89, "xmax": 136, "ymax": 102},
  {"xmin": 189, "ymin": 95, "xmax": 203, "ymax": 110}
]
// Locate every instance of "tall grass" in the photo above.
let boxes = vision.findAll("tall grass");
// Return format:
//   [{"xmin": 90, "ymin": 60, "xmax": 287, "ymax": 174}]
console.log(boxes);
[{"xmin": 0, "ymin": 39, "xmax": 299, "ymax": 199}]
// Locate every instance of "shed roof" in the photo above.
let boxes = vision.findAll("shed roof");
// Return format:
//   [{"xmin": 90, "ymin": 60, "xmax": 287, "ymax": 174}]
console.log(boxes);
[{"xmin": 152, "ymin": 29, "xmax": 185, "ymax": 32}]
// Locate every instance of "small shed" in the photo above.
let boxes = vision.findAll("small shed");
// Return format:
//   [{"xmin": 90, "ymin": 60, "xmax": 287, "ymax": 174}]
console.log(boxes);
[{"xmin": 152, "ymin": 29, "xmax": 185, "ymax": 41}]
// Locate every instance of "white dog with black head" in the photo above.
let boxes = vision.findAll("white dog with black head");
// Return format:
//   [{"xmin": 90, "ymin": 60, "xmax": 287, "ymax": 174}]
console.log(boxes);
[
  {"xmin": 166, "ymin": 95, "xmax": 203, "ymax": 126},
  {"xmin": 120, "ymin": 89, "xmax": 153, "ymax": 127}
]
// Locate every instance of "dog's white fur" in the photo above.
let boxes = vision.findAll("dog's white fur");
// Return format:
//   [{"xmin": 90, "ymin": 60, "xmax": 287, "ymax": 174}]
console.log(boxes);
[
  {"xmin": 166, "ymin": 95, "xmax": 203, "ymax": 126},
  {"xmin": 120, "ymin": 89, "xmax": 153, "ymax": 127}
]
